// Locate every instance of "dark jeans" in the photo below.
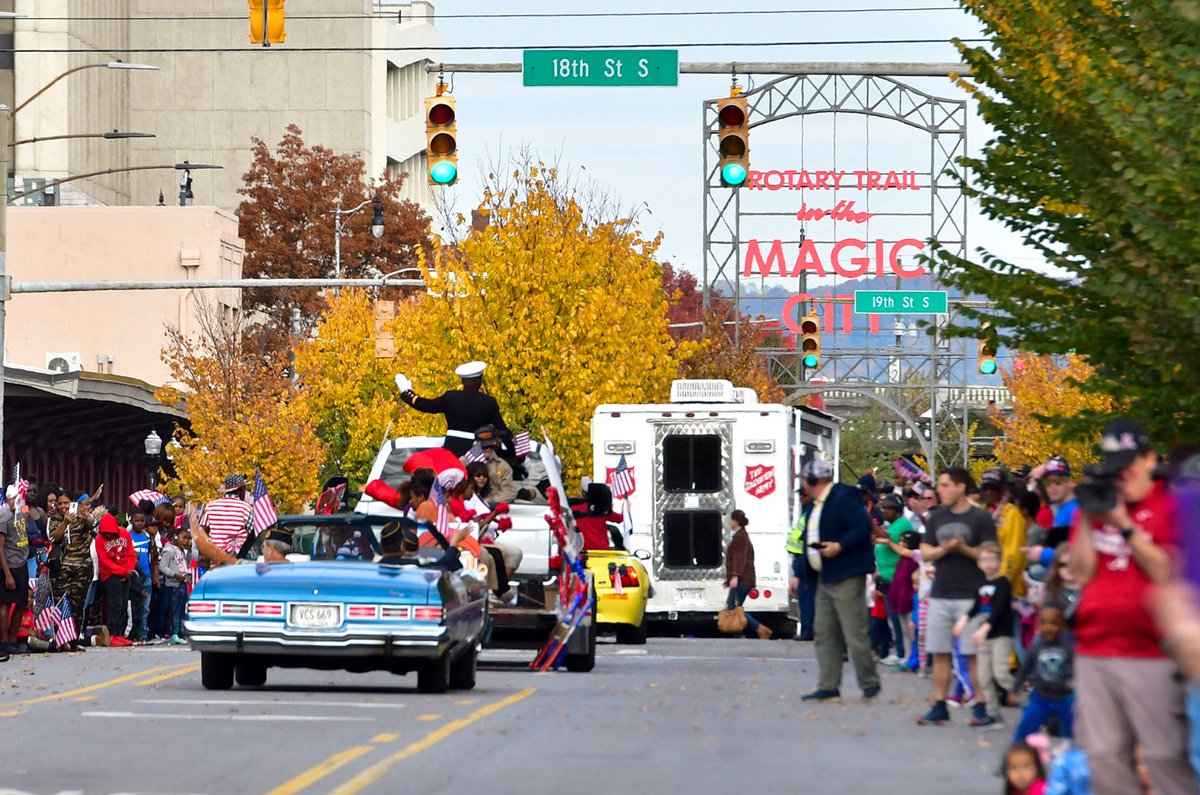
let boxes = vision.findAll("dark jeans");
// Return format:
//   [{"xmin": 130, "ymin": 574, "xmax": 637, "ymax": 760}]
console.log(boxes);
[
  {"xmin": 149, "ymin": 584, "xmax": 169, "ymax": 638},
  {"xmin": 1014, "ymin": 692, "xmax": 1074, "ymax": 743},
  {"xmin": 101, "ymin": 575, "xmax": 130, "ymax": 638},
  {"xmin": 868, "ymin": 615, "xmax": 891, "ymax": 659},
  {"xmin": 793, "ymin": 556, "xmax": 817, "ymax": 638},
  {"xmin": 167, "ymin": 586, "xmax": 187, "ymax": 636},
  {"xmin": 128, "ymin": 570, "xmax": 151, "ymax": 640},
  {"xmin": 726, "ymin": 585, "xmax": 761, "ymax": 634}
]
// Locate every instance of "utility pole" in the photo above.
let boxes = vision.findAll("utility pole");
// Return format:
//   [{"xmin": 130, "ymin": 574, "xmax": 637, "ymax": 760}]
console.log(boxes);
[{"xmin": 0, "ymin": 105, "xmax": 9, "ymax": 480}]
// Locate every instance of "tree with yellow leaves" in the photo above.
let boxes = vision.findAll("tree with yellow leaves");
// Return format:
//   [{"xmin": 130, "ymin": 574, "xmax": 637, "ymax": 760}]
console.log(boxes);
[
  {"xmin": 990, "ymin": 352, "xmax": 1116, "ymax": 471},
  {"xmin": 380, "ymin": 163, "xmax": 683, "ymax": 487},
  {"xmin": 293, "ymin": 290, "xmax": 410, "ymax": 484},
  {"xmin": 155, "ymin": 301, "xmax": 326, "ymax": 512}
]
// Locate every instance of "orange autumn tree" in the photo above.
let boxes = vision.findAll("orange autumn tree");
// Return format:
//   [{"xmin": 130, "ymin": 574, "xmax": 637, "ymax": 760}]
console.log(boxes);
[
  {"xmin": 991, "ymin": 351, "xmax": 1116, "ymax": 470},
  {"xmin": 382, "ymin": 164, "xmax": 684, "ymax": 486},
  {"xmin": 156, "ymin": 302, "xmax": 326, "ymax": 511}
]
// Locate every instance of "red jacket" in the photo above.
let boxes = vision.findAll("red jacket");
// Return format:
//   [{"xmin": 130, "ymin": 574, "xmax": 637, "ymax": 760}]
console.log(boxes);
[
  {"xmin": 365, "ymin": 479, "xmax": 404, "ymax": 510},
  {"xmin": 97, "ymin": 513, "xmax": 138, "ymax": 579}
]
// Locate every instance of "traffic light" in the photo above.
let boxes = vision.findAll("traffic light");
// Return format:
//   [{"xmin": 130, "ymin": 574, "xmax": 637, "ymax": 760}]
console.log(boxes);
[
  {"xmin": 978, "ymin": 321, "xmax": 999, "ymax": 375},
  {"xmin": 716, "ymin": 95, "xmax": 749, "ymax": 187},
  {"xmin": 800, "ymin": 315, "xmax": 821, "ymax": 369},
  {"xmin": 249, "ymin": 0, "xmax": 286, "ymax": 45},
  {"xmin": 425, "ymin": 95, "xmax": 458, "ymax": 186}
]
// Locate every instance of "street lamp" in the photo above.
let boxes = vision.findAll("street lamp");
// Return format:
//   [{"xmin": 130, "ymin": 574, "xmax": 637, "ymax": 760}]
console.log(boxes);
[
  {"xmin": 144, "ymin": 430, "xmax": 163, "ymax": 489},
  {"xmin": 7, "ymin": 161, "xmax": 221, "ymax": 204},
  {"xmin": 13, "ymin": 61, "xmax": 158, "ymax": 115},
  {"xmin": 333, "ymin": 193, "xmax": 385, "ymax": 281},
  {"xmin": 10, "ymin": 130, "xmax": 156, "ymax": 147}
]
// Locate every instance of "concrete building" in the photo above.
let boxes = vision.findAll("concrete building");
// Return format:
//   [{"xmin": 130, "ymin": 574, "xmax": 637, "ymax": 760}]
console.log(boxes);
[
  {"xmin": 6, "ymin": 0, "xmax": 440, "ymax": 214},
  {"xmin": 5, "ymin": 205, "xmax": 244, "ymax": 389}
]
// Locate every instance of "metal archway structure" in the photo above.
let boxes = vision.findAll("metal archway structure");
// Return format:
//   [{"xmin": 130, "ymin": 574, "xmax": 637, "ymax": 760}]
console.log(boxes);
[{"xmin": 701, "ymin": 72, "xmax": 971, "ymax": 468}]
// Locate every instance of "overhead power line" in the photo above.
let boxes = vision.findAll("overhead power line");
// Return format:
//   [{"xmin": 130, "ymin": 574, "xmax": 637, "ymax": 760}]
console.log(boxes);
[
  {"xmin": 6, "ymin": 7, "xmax": 967, "ymax": 22},
  {"xmin": 1, "ymin": 38, "xmax": 986, "ymax": 56}
]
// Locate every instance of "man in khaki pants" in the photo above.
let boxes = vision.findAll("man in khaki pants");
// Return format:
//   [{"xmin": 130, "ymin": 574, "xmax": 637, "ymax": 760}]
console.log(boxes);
[
  {"xmin": 798, "ymin": 460, "xmax": 881, "ymax": 702},
  {"xmin": 1070, "ymin": 419, "xmax": 1195, "ymax": 795}
]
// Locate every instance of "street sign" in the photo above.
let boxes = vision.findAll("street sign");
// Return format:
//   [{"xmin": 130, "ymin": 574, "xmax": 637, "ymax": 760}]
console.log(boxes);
[
  {"xmin": 523, "ymin": 50, "xmax": 679, "ymax": 87},
  {"xmin": 854, "ymin": 290, "xmax": 948, "ymax": 314}
]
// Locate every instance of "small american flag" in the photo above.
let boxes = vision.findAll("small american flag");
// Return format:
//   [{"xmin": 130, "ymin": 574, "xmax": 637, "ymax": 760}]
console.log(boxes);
[
  {"xmin": 463, "ymin": 444, "xmax": 487, "ymax": 465},
  {"xmin": 251, "ymin": 470, "xmax": 279, "ymax": 534},
  {"xmin": 607, "ymin": 455, "xmax": 636, "ymax": 500},
  {"xmin": 1013, "ymin": 597, "xmax": 1038, "ymax": 621},
  {"xmin": 514, "ymin": 430, "xmax": 532, "ymax": 457},
  {"xmin": 433, "ymin": 481, "xmax": 450, "ymax": 540},
  {"xmin": 128, "ymin": 489, "xmax": 170, "ymax": 507},
  {"xmin": 11, "ymin": 464, "xmax": 27, "ymax": 506},
  {"xmin": 54, "ymin": 596, "xmax": 77, "ymax": 647},
  {"xmin": 34, "ymin": 602, "xmax": 61, "ymax": 634}
]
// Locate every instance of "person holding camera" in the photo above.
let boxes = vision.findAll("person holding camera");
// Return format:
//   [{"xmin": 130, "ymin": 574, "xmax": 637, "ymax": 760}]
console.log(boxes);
[
  {"xmin": 799, "ymin": 459, "xmax": 880, "ymax": 702},
  {"xmin": 1069, "ymin": 419, "xmax": 1195, "ymax": 795}
]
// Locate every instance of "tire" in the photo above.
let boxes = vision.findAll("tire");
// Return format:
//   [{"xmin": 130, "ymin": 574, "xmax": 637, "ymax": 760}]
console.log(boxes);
[
  {"xmin": 417, "ymin": 653, "xmax": 451, "ymax": 693},
  {"xmin": 565, "ymin": 618, "xmax": 597, "ymax": 673},
  {"xmin": 235, "ymin": 659, "xmax": 268, "ymax": 687},
  {"xmin": 615, "ymin": 621, "xmax": 648, "ymax": 646},
  {"xmin": 200, "ymin": 652, "xmax": 235, "ymax": 691},
  {"xmin": 449, "ymin": 644, "xmax": 478, "ymax": 690}
]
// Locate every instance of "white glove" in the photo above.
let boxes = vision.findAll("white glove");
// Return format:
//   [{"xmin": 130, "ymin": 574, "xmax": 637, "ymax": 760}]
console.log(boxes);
[{"xmin": 394, "ymin": 373, "xmax": 413, "ymax": 393}]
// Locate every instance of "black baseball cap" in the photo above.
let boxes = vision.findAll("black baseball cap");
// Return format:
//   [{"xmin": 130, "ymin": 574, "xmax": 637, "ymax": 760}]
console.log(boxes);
[{"xmin": 1097, "ymin": 418, "xmax": 1154, "ymax": 475}]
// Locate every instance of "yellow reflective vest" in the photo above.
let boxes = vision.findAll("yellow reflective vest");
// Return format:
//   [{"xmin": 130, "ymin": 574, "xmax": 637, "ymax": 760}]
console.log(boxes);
[{"xmin": 786, "ymin": 515, "xmax": 807, "ymax": 555}]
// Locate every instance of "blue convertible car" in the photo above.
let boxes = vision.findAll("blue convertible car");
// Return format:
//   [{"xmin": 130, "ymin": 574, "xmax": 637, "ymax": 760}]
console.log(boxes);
[{"xmin": 185, "ymin": 514, "xmax": 488, "ymax": 693}]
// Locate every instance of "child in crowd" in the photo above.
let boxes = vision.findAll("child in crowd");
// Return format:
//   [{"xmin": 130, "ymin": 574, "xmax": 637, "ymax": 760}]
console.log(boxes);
[
  {"xmin": 954, "ymin": 541, "xmax": 1014, "ymax": 727},
  {"xmin": 868, "ymin": 576, "xmax": 891, "ymax": 661},
  {"xmin": 1012, "ymin": 604, "xmax": 1074, "ymax": 743},
  {"xmin": 1003, "ymin": 741, "xmax": 1047, "ymax": 795},
  {"xmin": 159, "ymin": 528, "xmax": 191, "ymax": 645}
]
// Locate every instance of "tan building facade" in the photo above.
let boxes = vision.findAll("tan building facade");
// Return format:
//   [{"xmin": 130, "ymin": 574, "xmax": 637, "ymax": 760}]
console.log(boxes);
[
  {"xmin": 7, "ymin": 0, "xmax": 440, "ymax": 214},
  {"xmin": 5, "ymin": 205, "xmax": 244, "ymax": 388}
]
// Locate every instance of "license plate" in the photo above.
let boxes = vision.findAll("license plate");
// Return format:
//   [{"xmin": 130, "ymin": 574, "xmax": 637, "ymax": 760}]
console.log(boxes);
[
  {"xmin": 676, "ymin": 587, "xmax": 704, "ymax": 605},
  {"xmin": 289, "ymin": 603, "xmax": 342, "ymax": 629}
]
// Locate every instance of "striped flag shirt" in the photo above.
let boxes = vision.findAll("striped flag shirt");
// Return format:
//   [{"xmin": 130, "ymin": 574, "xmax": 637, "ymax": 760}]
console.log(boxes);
[
  {"xmin": 200, "ymin": 496, "xmax": 253, "ymax": 554},
  {"xmin": 251, "ymin": 471, "xmax": 279, "ymax": 534},
  {"xmin": 608, "ymin": 455, "xmax": 636, "ymax": 500}
]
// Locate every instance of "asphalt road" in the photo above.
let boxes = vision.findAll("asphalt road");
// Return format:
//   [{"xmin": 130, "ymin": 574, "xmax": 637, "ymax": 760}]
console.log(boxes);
[{"xmin": 1, "ymin": 637, "xmax": 1004, "ymax": 795}]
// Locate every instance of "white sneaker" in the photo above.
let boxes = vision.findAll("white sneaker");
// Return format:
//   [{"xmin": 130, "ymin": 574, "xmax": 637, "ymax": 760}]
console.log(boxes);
[{"xmin": 880, "ymin": 654, "xmax": 902, "ymax": 666}]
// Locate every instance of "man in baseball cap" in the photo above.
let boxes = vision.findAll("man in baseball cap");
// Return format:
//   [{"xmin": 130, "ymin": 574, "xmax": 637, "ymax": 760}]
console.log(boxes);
[
  {"xmin": 1042, "ymin": 455, "xmax": 1078, "ymax": 529},
  {"xmin": 1069, "ymin": 419, "xmax": 1194, "ymax": 793}
]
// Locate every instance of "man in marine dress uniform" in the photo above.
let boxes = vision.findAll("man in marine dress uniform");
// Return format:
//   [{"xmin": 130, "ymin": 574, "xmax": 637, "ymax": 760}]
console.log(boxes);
[{"xmin": 396, "ymin": 361, "xmax": 513, "ymax": 457}]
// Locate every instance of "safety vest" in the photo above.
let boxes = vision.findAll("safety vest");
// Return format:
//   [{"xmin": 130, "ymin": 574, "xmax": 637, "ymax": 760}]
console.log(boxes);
[{"xmin": 786, "ymin": 515, "xmax": 807, "ymax": 554}]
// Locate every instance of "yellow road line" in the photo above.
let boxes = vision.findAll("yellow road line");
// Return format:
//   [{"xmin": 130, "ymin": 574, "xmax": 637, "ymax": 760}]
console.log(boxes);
[
  {"xmin": 0, "ymin": 662, "xmax": 192, "ymax": 709},
  {"xmin": 327, "ymin": 688, "xmax": 536, "ymax": 795},
  {"xmin": 0, "ymin": 709, "xmax": 25, "ymax": 717},
  {"xmin": 136, "ymin": 662, "xmax": 201, "ymax": 686},
  {"xmin": 73, "ymin": 695, "xmax": 96, "ymax": 702},
  {"xmin": 370, "ymin": 733, "xmax": 399, "ymax": 744},
  {"xmin": 415, "ymin": 713, "xmax": 440, "ymax": 721},
  {"xmin": 262, "ymin": 746, "xmax": 376, "ymax": 795}
]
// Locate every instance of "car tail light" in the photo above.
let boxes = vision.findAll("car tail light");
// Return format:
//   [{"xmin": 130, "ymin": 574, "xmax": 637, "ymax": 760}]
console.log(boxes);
[
  {"xmin": 413, "ymin": 606, "xmax": 444, "ymax": 622},
  {"xmin": 748, "ymin": 589, "xmax": 759, "ymax": 600},
  {"xmin": 549, "ymin": 554, "xmax": 563, "ymax": 570},
  {"xmin": 763, "ymin": 589, "xmax": 773, "ymax": 599},
  {"xmin": 253, "ymin": 602, "xmax": 283, "ymax": 617},
  {"xmin": 620, "ymin": 567, "xmax": 639, "ymax": 587},
  {"xmin": 220, "ymin": 601, "xmax": 251, "ymax": 616},
  {"xmin": 188, "ymin": 601, "xmax": 217, "ymax": 615},
  {"xmin": 347, "ymin": 605, "xmax": 379, "ymax": 620},
  {"xmin": 380, "ymin": 606, "xmax": 411, "ymax": 620}
]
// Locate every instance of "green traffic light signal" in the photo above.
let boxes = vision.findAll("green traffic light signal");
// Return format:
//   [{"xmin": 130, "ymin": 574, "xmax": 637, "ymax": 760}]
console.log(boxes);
[
  {"xmin": 803, "ymin": 354, "xmax": 819, "ymax": 368},
  {"xmin": 721, "ymin": 163, "xmax": 747, "ymax": 187},
  {"xmin": 980, "ymin": 359, "xmax": 998, "ymax": 375},
  {"xmin": 430, "ymin": 161, "xmax": 457, "ymax": 185}
]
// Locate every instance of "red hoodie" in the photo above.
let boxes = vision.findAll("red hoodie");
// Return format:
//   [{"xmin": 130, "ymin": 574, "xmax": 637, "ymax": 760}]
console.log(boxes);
[{"xmin": 97, "ymin": 513, "xmax": 137, "ymax": 580}]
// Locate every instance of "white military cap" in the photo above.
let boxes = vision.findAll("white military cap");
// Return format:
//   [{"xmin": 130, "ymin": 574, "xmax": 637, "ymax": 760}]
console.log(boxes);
[{"xmin": 454, "ymin": 361, "xmax": 487, "ymax": 378}]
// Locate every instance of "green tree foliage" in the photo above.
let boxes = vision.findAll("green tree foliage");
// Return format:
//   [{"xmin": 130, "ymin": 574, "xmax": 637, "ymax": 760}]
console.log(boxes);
[{"xmin": 935, "ymin": 1, "xmax": 1200, "ymax": 445}]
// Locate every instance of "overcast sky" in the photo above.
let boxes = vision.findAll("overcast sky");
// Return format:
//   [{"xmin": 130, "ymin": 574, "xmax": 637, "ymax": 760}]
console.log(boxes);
[{"xmin": 427, "ymin": 0, "xmax": 1040, "ymax": 284}]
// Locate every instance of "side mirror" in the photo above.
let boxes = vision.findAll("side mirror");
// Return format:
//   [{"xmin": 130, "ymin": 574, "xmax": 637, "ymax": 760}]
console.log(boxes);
[{"xmin": 633, "ymin": 548, "xmax": 651, "ymax": 561}]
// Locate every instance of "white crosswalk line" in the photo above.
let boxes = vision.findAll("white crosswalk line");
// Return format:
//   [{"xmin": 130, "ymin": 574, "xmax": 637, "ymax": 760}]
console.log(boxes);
[
  {"xmin": 136, "ymin": 698, "xmax": 407, "ymax": 709},
  {"xmin": 82, "ymin": 711, "xmax": 373, "ymax": 722}
]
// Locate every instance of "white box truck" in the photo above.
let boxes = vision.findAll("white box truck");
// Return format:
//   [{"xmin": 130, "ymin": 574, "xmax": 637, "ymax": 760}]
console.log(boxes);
[{"xmin": 591, "ymin": 379, "xmax": 840, "ymax": 631}]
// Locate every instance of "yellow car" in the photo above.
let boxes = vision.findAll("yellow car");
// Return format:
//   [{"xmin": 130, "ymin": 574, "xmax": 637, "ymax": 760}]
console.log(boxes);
[{"xmin": 585, "ymin": 549, "xmax": 651, "ymax": 644}]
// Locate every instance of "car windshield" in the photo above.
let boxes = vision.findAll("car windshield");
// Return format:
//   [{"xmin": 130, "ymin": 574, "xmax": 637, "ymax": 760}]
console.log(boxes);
[{"xmin": 246, "ymin": 519, "xmax": 385, "ymax": 561}]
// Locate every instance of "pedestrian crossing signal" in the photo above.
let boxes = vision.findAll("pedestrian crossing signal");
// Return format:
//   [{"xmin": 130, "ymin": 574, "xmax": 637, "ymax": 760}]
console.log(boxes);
[
  {"xmin": 249, "ymin": 0, "xmax": 286, "ymax": 45},
  {"xmin": 800, "ymin": 315, "xmax": 821, "ymax": 368},
  {"xmin": 426, "ymin": 95, "xmax": 458, "ymax": 186},
  {"xmin": 978, "ymin": 322, "xmax": 999, "ymax": 375},
  {"xmin": 716, "ymin": 95, "xmax": 749, "ymax": 187}
]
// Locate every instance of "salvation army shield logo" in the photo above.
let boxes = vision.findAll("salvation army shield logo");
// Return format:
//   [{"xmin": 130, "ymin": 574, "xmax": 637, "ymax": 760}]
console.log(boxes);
[{"xmin": 745, "ymin": 465, "xmax": 776, "ymax": 498}]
